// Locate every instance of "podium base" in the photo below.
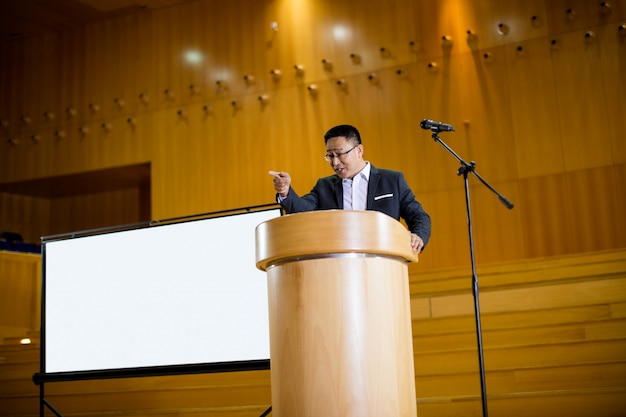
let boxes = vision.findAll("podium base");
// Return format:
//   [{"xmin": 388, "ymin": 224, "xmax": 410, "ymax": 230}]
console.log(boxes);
[{"xmin": 267, "ymin": 255, "xmax": 417, "ymax": 417}]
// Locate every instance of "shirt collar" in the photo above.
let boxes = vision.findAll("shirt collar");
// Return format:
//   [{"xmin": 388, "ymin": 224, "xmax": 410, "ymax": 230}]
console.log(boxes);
[
  {"xmin": 342, "ymin": 161, "xmax": 370, "ymax": 182},
  {"xmin": 359, "ymin": 161, "xmax": 371, "ymax": 180}
]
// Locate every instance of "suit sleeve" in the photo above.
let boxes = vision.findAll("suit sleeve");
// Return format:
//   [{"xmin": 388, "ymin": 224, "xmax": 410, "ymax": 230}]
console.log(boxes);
[
  {"xmin": 398, "ymin": 173, "xmax": 431, "ymax": 246},
  {"xmin": 278, "ymin": 186, "xmax": 319, "ymax": 213}
]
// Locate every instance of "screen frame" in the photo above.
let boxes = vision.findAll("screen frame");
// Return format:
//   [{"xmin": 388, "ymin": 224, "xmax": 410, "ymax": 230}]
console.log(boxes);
[{"xmin": 34, "ymin": 204, "xmax": 281, "ymax": 385}]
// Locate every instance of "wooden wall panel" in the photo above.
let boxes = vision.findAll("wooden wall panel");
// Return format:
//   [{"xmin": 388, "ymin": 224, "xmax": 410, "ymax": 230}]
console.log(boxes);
[
  {"xmin": 154, "ymin": 6, "xmax": 184, "ymax": 111},
  {"xmin": 546, "ymin": 0, "xmax": 626, "ymax": 35},
  {"xmin": 0, "ymin": 44, "xmax": 10, "ymax": 127},
  {"xmin": 277, "ymin": 0, "xmax": 326, "ymax": 84},
  {"xmin": 0, "ymin": 252, "xmax": 40, "ymax": 334},
  {"xmin": 456, "ymin": 46, "xmax": 518, "ymax": 183},
  {"xmin": 517, "ymin": 172, "xmax": 576, "ymax": 258},
  {"xmin": 409, "ymin": 187, "xmax": 469, "ymax": 270},
  {"xmin": 501, "ymin": 0, "xmax": 550, "ymax": 44},
  {"xmin": 600, "ymin": 19, "xmax": 626, "ymax": 164},
  {"xmin": 128, "ymin": 13, "xmax": 158, "ymax": 115},
  {"xmin": 415, "ymin": 0, "xmax": 495, "ymax": 60},
  {"xmin": 369, "ymin": 65, "xmax": 427, "ymax": 180},
  {"xmin": 470, "ymin": 180, "xmax": 524, "ymax": 264},
  {"xmin": 0, "ymin": 193, "xmax": 50, "ymax": 243},
  {"xmin": 7, "ymin": 40, "xmax": 25, "ymax": 126},
  {"xmin": 0, "ymin": 0, "xmax": 625, "ymax": 271},
  {"xmin": 56, "ymin": 31, "xmax": 80, "ymax": 124},
  {"xmin": 108, "ymin": 16, "xmax": 139, "ymax": 117},
  {"xmin": 83, "ymin": 24, "xmax": 107, "ymax": 121},
  {"xmin": 563, "ymin": 164, "xmax": 626, "ymax": 252},
  {"xmin": 551, "ymin": 28, "xmax": 614, "ymax": 171},
  {"xmin": 177, "ymin": 1, "xmax": 210, "ymax": 100},
  {"xmin": 506, "ymin": 37, "xmax": 565, "ymax": 178},
  {"xmin": 545, "ymin": 0, "xmax": 605, "ymax": 35},
  {"xmin": 151, "ymin": 107, "xmax": 193, "ymax": 217},
  {"xmin": 611, "ymin": 163, "xmax": 626, "ymax": 247},
  {"xmin": 48, "ymin": 187, "xmax": 147, "ymax": 236}
]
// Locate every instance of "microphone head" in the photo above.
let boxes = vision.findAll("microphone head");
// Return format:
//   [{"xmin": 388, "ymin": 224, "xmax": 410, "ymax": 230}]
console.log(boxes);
[{"xmin": 420, "ymin": 118, "xmax": 455, "ymax": 132}]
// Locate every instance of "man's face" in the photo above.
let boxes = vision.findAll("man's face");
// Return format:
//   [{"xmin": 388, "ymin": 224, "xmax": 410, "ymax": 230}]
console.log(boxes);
[{"xmin": 325, "ymin": 136, "xmax": 364, "ymax": 179}]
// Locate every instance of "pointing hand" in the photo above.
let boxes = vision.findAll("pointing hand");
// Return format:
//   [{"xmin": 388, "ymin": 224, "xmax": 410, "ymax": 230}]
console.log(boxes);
[{"xmin": 269, "ymin": 171, "xmax": 291, "ymax": 197}]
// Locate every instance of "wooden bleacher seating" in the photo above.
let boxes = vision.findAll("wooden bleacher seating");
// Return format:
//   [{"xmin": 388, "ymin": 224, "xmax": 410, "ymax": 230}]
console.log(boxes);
[{"xmin": 0, "ymin": 249, "xmax": 625, "ymax": 417}]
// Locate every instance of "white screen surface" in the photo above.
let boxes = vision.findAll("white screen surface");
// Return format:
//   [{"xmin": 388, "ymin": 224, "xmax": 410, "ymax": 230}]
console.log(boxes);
[{"xmin": 43, "ymin": 209, "xmax": 279, "ymax": 374}]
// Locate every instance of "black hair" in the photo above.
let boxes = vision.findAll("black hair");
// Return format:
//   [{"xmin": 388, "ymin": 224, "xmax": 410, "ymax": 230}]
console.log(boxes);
[{"xmin": 324, "ymin": 124, "xmax": 361, "ymax": 145}]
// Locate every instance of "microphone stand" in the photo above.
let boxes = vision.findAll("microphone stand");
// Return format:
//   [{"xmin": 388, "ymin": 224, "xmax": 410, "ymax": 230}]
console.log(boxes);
[{"xmin": 428, "ymin": 128, "xmax": 514, "ymax": 417}]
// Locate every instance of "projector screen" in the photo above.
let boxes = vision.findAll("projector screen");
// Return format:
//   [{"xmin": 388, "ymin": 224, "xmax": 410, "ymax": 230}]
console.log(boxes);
[{"xmin": 41, "ymin": 207, "xmax": 281, "ymax": 378}]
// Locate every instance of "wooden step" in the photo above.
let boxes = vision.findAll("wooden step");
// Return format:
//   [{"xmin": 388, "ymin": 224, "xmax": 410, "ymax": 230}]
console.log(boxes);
[
  {"xmin": 0, "ymin": 376, "xmax": 272, "ymax": 416},
  {"xmin": 414, "ymin": 339, "xmax": 626, "ymax": 375},
  {"xmin": 415, "ymin": 362, "xmax": 626, "ymax": 397},
  {"xmin": 416, "ymin": 388, "xmax": 626, "ymax": 417}
]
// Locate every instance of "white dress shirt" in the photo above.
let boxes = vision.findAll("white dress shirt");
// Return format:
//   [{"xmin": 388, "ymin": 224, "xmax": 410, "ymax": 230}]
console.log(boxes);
[{"xmin": 342, "ymin": 162, "xmax": 370, "ymax": 210}]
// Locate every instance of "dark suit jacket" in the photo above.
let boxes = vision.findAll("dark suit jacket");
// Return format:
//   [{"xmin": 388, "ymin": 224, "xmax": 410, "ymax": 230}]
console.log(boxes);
[{"xmin": 279, "ymin": 165, "xmax": 431, "ymax": 246}]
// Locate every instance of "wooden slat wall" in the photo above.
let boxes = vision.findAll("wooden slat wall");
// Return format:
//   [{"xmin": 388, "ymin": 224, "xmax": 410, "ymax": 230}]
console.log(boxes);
[
  {"xmin": 1, "ymin": 249, "xmax": 625, "ymax": 416},
  {"xmin": 409, "ymin": 248, "xmax": 626, "ymax": 416},
  {"xmin": 0, "ymin": 252, "xmax": 40, "ymax": 340},
  {"xmin": 0, "ymin": 193, "xmax": 50, "ymax": 243},
  {"xmin": 0, "ymin": 0, "xmax": 624, "ymax": 270}
]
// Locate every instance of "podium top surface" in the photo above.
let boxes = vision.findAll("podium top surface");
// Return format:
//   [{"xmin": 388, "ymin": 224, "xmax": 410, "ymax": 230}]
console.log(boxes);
[{"xmin": 255, "ymin": 210, "xmax": 418, "ymax": 270}]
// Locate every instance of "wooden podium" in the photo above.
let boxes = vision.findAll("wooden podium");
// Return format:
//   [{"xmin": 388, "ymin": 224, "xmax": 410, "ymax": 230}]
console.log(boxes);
[{"xmin": 256, "ymin": 210, "xmax": 419, "ymax": 417}]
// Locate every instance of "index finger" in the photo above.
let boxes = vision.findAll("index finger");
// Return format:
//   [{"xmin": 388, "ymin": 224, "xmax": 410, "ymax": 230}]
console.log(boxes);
[{"xmin": 268, "ymin": 170, "xmax": 283, "ymax": 178}]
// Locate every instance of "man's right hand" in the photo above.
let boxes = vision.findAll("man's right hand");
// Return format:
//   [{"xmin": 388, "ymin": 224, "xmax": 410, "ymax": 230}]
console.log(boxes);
[{"xmin": 269, "ymin": 171, "xmax": 291, "ymax": 197}]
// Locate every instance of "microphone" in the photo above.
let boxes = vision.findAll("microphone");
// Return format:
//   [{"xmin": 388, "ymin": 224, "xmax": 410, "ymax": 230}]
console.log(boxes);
[{"xmin": 420, "ymin": 119, "xmax": 455, "ymax": 132}]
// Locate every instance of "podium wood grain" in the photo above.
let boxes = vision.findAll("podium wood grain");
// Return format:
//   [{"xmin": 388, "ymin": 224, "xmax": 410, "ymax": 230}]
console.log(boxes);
[{"xmin": 256, "ymin": 210, "xmax": 418, "ymax": 417}]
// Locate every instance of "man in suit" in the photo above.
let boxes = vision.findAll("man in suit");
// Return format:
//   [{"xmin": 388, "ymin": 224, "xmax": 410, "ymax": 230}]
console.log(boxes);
[{"xmin": 269, "ymin": 124, "xmax": 431, "ymax": 253}]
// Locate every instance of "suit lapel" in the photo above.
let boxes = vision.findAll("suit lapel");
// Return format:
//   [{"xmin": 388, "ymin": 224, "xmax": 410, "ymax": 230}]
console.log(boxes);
[
  {"xmin": 332, "ymin": 176, "xmax": 343, "ymax": 208},
  {"xmin": 367, "ymin": 165, "xmax": 379, "ymax": 209}
]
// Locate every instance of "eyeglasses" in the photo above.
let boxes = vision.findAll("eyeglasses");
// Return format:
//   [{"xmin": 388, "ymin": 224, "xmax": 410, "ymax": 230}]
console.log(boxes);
[{"xmin": 324, "ymin": 144, "xmax": 358, "ymax": 162}]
